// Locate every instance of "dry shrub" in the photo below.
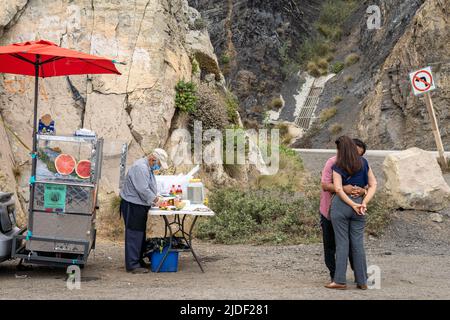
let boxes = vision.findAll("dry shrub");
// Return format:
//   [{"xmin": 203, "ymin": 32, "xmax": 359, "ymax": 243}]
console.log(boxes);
[{"xmin": 190, "ymin": 83, "xmax": 229, "ymax": 131}]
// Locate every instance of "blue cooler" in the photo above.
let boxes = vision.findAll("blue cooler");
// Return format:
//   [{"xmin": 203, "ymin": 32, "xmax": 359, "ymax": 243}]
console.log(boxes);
[{"xmin": 149, "ymin": 246, "xmax": 179, "ymax": 272}]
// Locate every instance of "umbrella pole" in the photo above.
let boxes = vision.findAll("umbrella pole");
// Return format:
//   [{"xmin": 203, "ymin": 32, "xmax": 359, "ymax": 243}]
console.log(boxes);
[{"xmin": 28, "ymin": 56, "xmax": 40, "ymax": 232}]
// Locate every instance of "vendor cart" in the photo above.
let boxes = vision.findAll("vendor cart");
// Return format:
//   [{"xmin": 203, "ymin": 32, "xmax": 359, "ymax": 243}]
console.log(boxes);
[{"xmin": 12, "ymin": 133, "xmax": 103, "ymax": 267}]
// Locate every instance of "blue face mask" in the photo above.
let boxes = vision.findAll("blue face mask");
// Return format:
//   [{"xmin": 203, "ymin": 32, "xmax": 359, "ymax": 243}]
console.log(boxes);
[{"xmin": 151, "ymin": 163, "xmax": 161, "ymax": 171}]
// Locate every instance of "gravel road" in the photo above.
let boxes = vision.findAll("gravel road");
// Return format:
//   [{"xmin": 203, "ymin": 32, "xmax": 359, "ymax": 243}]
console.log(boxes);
[{"xmin": 0, "ymin": 151, "xmax": 449, "ymax": 299}]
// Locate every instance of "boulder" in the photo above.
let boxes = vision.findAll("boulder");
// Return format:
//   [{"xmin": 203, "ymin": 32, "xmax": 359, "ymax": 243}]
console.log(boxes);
[
  {"xmin": 430, "ymin": 213, "xmax": 443, "ymax": 223},
  {"xmin": 383, "ymin": 148, "xmax": 450, "ymax": 212}
]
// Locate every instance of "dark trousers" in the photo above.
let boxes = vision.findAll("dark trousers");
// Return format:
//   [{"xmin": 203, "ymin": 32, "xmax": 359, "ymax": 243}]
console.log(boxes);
[
  {"xmin": 120, "ymin": 199, "xmax": 150, "ymax": 271},
  {"xmin": 320, "ymin": 213, "xmax": 354, "ymax": 281},
  {"xmin": 330, "ymin": 196, "xmax": 367, "ymax": 285}
]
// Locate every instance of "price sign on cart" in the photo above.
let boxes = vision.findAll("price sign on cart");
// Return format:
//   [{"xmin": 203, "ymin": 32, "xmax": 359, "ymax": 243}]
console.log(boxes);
[
  {"xmin": 409, "ymin": 66, "xmax": 436, "ymax": 96},
  {"xmin": 44, "ymin": 184, "xmax": 67, "ymax": 211}
]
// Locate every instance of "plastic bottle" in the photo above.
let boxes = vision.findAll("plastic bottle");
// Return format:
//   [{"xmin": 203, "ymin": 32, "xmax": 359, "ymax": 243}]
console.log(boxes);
[{"xmin": 177, "ymin": 185, "xmax": 182, "ymax": 196}]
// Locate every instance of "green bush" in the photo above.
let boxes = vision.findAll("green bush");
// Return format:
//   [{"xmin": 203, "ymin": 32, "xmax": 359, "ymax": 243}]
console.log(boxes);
[
  {"xmin": 270, "ymin": 97, "xmax": 284, "ymax": 110},
  {"xmin": 307, "ymin": 61, "xmax": 322, "ymax": 77},
  {"xmin": 333, "ymin": 95, "xmax": 343, "ymax": 105},
  {"xmin": 297, "ymin": 0, "xmax": 358, "ymax": 72},
  {"xmin": 317, "ymin": 58, "xmax": 329, "ymax": 70},
  {"xmin": 329, "ymin": 123, "xmax": 343, "ymax": 135},
  {"xmin": 175, "ymin": 80, "xmax": 198, "ymax": 113},
  {"xmin": 193, "ymin": 18, "xmax": 207, "ymax": 30},
  {"xmin": 255, "ymin": 145, "xmax": 305, "ymax": 193},
  {"xmin": 275, "ymin": 123, "xmax": 290, "ymax": 145},
  {"xmin": 220, "ymin": 54, "xmax": 231, "ymax": 65},
  {"xmin": 225, "ymin": 91, "xmax": 239, "ymax": 124},
  {"xmin": 319, "ymin": 0, "xmax": 358, "ymax": 27},
  {"xmin": 110, "ymin": 194, "xmax": 121, "ymax": 213},
  {"xmin": 331, "ymin": 61, "xmax": 345, "ymax": 74},
  {"xmin": 316, "ymin": 23, "xmax": 343, "ymax": 41},
  {"xmin": 365, "ymin": 192, "xmax": 393, "ymax": 237},
  {"xmin": 319, "ymin": 107, "xmax": 337, "ymax": 123},
  {"xmin": 195, "ymin": 186, "xmax": 321, "ymax": 245},
  {"xmin": 191, "ymin": 58, "xmax": 200, "ymax": 75},
  {"xmin": 345, "ymin": 53, "xmax": 360, "ymax": 66},
  {"xmin": 298, "ymin": 39, "xmax": 331, "ymax": 65},
  {"xmin": 190, "ymin": 83, "xmax": 229, "ymax": 131}
]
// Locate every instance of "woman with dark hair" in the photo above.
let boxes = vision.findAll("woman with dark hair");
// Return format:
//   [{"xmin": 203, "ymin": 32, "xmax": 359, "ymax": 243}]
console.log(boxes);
[{"xmin": 325, "ymin": 136, "xmax": 377, "ymax": 290}]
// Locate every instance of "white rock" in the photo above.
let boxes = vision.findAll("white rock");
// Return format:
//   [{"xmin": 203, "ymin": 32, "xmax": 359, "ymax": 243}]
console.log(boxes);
[
  {"xmin": 383, "ymin": 148, "xmax": 450, "ymax": 211},
  {"xmin": 430, "ymin": 213, "xmax": 443, "ymax": 223}
]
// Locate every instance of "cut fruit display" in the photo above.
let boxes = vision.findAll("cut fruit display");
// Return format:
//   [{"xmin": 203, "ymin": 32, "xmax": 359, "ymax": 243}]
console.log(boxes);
[
  {"xmin": 75, "ymin": 160, "xmax": 91, "ymax": 179},
  {"xmin": 54, "ymin": 154, "xmax": 76, "ymax": 175}
]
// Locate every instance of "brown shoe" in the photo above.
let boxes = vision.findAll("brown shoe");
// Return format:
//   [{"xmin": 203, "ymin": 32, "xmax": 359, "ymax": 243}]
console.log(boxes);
[
  {"xmin": 128, "ymin": 267, "xmax": 149, "ymax": 274},
  {"xmin": 357, "ymin": 284, "xmax": 368, "ymax": 290},
  {"xmin": 325, "ymin": 282, "xmax": 347, "ymax": 290}
]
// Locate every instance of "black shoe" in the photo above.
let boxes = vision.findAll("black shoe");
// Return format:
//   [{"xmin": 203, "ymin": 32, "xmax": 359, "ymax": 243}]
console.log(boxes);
[
  {"xmin": 140, "ymin": 260, "xmax": 151, "ymax": 269},
  {"xmin": 128, "ymin": 267, "xmax": 149, "ymax": 274}
]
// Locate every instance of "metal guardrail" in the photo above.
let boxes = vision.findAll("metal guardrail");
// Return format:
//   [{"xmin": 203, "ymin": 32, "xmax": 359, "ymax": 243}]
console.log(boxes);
[{"xmin": 292, "ymin": 149, "xmax": 450, "ymax": 157}]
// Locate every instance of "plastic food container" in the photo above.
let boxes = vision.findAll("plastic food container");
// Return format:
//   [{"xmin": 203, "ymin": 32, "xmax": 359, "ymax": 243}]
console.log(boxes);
[{"xmin": 187, "ymin": 179, "xmax": 204, "ymax": 204}]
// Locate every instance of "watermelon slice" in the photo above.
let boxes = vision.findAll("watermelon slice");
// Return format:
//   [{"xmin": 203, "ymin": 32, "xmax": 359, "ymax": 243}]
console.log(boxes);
[
  {"xmin": 54, "ymin": 154, "xmax": 76, "ymax": 175},
  {"xmin": 76, "ymin": 160, "xmax": 91, "ymax": 179}
]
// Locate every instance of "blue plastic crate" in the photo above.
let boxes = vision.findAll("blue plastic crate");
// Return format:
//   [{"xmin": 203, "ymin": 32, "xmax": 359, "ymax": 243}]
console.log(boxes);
[{"xmin": 149, "ymin": 246, "xmax": 179, "ymax": 272}]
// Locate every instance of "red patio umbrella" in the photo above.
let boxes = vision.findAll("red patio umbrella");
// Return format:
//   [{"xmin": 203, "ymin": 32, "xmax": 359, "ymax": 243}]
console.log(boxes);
[{"xmin": 0, "ymin": 39, "xmax": 121, "ymax": 224}]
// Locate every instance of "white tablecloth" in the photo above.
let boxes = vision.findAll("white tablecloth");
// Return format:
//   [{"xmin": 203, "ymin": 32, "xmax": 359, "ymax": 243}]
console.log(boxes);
[{"xmin": 149, "ymin": 202, "xmax": 215, "ymax": 216}]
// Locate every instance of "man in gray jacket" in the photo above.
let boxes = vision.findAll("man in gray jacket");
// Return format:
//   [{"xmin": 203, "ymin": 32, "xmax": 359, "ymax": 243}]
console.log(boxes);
[{"xmin": 119, "ymin": 148, "xmax": 168, "ymax": 273}]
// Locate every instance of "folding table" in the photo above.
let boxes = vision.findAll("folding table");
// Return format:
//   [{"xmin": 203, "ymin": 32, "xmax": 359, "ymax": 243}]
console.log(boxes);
[{"xmin": 149, "ymin": 203, "xmax": 214, "ymax": 272}]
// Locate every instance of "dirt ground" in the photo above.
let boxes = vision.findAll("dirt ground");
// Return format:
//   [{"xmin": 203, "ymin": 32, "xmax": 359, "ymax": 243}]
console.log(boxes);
[
  {"xmin": 0, "ymin": 207, "xmax": 449, "ymax": 300},
  {"xmin": 0, "ymin": 153, "xmax": 449, "ymax": 299}
]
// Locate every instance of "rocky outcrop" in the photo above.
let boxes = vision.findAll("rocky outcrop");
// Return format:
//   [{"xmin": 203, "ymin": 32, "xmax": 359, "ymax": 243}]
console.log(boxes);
[
  {"xmin": 0, "ymin": 0, "xmax": 231, "ymax": 222},
  {"xmin": 188, "ymin": 0, "xmax": 321, "ymax": 122},
  {"xmin": 357, "ymin": 0, "xmax": 450, "ymax": 150},
  {"xmin": 383, "ymin": 148, "xmax": 450, "ymax": 212},
  {"xmin": 0, "ymin": 0, "xmax": 28, "ymax": 37},
  {"xmin": 301, "ymin": 0, "xmax": 449, "ymax": 151}
]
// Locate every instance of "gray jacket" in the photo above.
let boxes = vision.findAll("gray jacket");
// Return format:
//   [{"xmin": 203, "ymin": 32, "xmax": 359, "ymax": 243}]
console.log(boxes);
[{"xmin": 120, "ymin": 157, "xmax": 157, "ymax": 206}]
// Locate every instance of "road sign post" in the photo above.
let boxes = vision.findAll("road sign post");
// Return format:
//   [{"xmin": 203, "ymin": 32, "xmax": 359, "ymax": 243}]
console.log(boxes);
[
  {"xmin": 424, "ymin": 92, "xmax": 447, "ymax": 169},
  {"xmin": 409, "ymin": 67, "xmax": 447, "ymax": 169}
]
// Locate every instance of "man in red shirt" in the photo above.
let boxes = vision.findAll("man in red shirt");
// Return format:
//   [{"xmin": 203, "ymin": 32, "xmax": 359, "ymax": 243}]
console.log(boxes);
[{"xmin": 320, "ymin": 139, "xmax": 367, "ymax": 281}]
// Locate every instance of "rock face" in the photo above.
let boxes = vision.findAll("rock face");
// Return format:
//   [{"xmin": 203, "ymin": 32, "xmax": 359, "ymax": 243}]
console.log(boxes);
[
  {"xmin": 0, "ymin": 0, "xmax": 28, "ymax": 37},
  {"xmin": 356, "ymin": 0, "xmax": 450, "ymax": 150},
  {"xmin": 383, "ymin": 148, "xmax": 450, "ymax": 212},
  {"xmin": 188, "ymin": 0, "xmax": 321, "ymax": 122},
  {"xmin": 0, "ymin": 0, "xmax": 228, "ymax": 220},
  {"xmin": 301, "ymin": 0, "xmax": 450, "ymax": 151}
]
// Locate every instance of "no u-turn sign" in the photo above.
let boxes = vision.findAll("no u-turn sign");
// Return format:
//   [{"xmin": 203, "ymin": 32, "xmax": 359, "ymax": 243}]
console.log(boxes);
[
  {"xmin": 409, "ymin": 66, "xmax": 436, "ymax": 96},
  {"xmin": 408, "ymin": 65, "xmax": 447, "ymax": 169}
]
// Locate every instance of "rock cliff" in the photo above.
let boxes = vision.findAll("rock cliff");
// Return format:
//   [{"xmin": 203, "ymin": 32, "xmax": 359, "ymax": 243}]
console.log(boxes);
[
  {"xmin": 0, "ymin": 0, "xmax": 228, "ymax": 221},
  {"xmin": 295, "ymin": 0, "xmax": 450, "ymax": 150},
  {"xmin": 188, "ymin": 0, "xmax": 321, "ymax": 122}
]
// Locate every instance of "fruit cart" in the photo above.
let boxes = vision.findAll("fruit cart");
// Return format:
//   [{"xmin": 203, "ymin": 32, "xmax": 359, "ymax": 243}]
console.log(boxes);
[{"xmin": 12, "ymin": 133, "xmax": 103, "ymax": 267}]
